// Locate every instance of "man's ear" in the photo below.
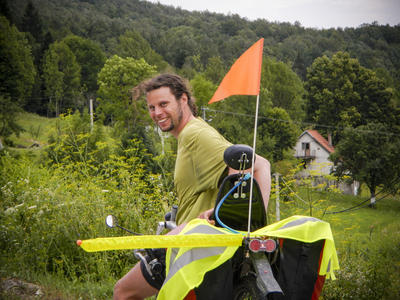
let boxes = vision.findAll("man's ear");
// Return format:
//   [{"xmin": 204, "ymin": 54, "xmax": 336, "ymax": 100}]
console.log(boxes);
[{"xmin": 180, "ymin": 93, "xmax": 188, "ymax": 104}]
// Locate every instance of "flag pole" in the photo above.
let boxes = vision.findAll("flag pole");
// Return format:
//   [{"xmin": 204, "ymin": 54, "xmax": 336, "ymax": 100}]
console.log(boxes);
[{"xmin": 247, "ymin": 93, "xmax": 260, "ymax": 237}]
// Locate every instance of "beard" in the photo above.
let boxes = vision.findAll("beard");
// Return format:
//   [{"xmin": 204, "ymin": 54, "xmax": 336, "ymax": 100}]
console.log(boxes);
[{"xmin": 159, "ymin": 102, "xmax": 183, "ymax": 132}]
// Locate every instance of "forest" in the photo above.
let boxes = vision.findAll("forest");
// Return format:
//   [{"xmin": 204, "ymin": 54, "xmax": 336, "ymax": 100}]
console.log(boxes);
[
  {"xmin": 1, "ymin": 0, "xmax": 400, "ymax": 298},
  {"xmin": 2, "ymin": 0, "xmax": 400, "ymax": 195}
]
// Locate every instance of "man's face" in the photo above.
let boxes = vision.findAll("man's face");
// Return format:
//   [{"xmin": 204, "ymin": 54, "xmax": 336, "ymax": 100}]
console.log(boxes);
[{"xmin": 146, "ymin": 86, "xmax": 183, "ymax": 134}]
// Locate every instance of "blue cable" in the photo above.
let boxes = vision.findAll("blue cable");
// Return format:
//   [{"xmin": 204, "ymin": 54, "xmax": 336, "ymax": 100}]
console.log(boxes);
[{"xmin": 215, "ymin": 173, "xmax": 251, "ymax": 234}]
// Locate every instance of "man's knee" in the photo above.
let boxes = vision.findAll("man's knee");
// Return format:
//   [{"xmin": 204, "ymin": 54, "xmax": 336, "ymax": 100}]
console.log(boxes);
[
  {"xmin": 113, "ymin": 263, "xmax": 158, "ymax": 300},
  {"xmin": 113, "ymin": 278, "xmax": 133, "ymax": 300}
]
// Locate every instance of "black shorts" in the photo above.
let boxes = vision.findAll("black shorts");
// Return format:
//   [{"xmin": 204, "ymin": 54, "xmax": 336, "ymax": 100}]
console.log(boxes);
[{"xmin": 140, "ymin": 248, "xmax": 166, "ymax": 290}]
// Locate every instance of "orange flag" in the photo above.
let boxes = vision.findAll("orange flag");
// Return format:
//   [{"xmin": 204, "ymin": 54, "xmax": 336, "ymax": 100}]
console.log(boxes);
[{"xmin": 209, "ymin": 38, "xmax": 264, "ymax": 104}]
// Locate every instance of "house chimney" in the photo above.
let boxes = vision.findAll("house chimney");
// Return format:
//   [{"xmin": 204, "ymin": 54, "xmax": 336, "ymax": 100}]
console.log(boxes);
[{"xmin": 328, "ymin": 133, "xmax": 332, "ymax": 146}]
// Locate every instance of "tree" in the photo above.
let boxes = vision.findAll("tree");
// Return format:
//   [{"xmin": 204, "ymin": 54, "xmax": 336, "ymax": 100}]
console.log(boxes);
[
  {"xmin": 97, "ymin": 55, "xmax": 157, "ymax": 133},
  {"xmin": 305, "ymin": 51, "xmax": 396, "ymax": 144},
  {"xmin": 113, "ymin": 30, "xmax": 168, "ymax": 71},
  {"xmin": 63, "ymin": 35, "xmax": 106, "ymax": 98},
  {"xmin": 204, "ymin": 56, "xmax": 226, "ymax": 84},
  {"xmin": 0, "ymin": 0, "xmax": 12, "ymax": 23},
  {"xmin": 21, "ymin": 0, "xmax": 43, "ymax": 44},
  {"xmin": 331, "ymin": 123, "xmax": 400, "ymax": 206},
  {"xmin": 205, "ymin": 94, "xmax": 299, "ymax": 163},
  {"xmin": 261, "ymin": 58, "xmax": 305, "ymax": 121},
  {"xmin": 190, "ymin": 74, "xmax": 216, "ymax": 108},
  {"xmin": 258, "ymin": 107, "xmax": 300, "ymax": 161},
  {"xmin": 42, "ymin": 41, "xmax": 81, "ymax": 116},
  {"xmin": 0, "ymin": 16, "xmax": 36, "ymax": 106},
  {"xmin": 160, "ymin": 26, "xmax": 198, "ymax": 68},
  {"xmin": 0, "ymin": 95, "xmax": 23, "ymax": 146}
]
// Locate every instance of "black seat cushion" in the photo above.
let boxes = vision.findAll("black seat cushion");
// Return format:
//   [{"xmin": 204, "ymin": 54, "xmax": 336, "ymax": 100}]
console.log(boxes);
[{"xmin": 212, "ymin": 173, "xmax": 266, "ymax": 231}]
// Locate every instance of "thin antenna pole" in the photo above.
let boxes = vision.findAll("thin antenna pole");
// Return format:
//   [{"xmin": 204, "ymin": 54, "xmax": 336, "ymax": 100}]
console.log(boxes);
[
  {"xmin": 90, "ymin": 98, "xmax": 94, "ymax": 132},
  {"xmin": 247, "ymin": 94, "xmax": 260, "ymax": 237}
]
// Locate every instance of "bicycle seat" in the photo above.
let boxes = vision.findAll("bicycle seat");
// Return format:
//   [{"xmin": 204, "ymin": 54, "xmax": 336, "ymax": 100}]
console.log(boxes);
[{"xmin": 212, "ymin": 145, "xmax": 266, "ymax": 231}]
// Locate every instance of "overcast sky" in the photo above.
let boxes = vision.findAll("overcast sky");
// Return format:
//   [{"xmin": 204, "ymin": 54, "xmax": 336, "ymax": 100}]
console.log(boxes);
[{"xmin": 147, "ymin": 0, "xmax": 400, "ymax": 29}]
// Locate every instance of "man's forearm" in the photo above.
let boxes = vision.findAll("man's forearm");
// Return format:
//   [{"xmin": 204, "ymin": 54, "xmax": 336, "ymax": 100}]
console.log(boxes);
[{"xmin": 253, "ymin": 155, "xmax": 271, "ymax": 211}]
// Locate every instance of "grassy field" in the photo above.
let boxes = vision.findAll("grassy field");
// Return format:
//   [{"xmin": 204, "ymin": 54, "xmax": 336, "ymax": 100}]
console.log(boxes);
[
  {"xmin": 274, "ymin": 189, "xmax": 400, "ymax": 246},
  {"xmin": 9, "ymin": 112, "xmax": 58, "ymax": 148},
  {"xmin": 1, "ymin": 112, "xmax": 399, "ymax": 299}
]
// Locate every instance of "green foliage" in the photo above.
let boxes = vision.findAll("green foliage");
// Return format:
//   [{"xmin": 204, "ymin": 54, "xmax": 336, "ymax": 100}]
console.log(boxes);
[
  {"xmin": 270, "ymin": 163, "xmax": 342, "ymax": 219},
  {"xmin": 190, "ymin": 74, "xmax": 216, "ymax": 108},
  {"xmin": 322, "ymin": 222, "xmax": 400, "ymax": 300},
  {"xmin": 305, "ymin": 51, "xmax": 397, "ymax": 144},
  {"xmin": 269, "ymin": 161, "xmax": 400, "ymax": 299},
  {"xmin": 5, "ymin": 0, "xmax": 400, "ymax": 98},
  {"xmin": 4, "ymin": 1, "xmax": 400, "ymax": 128},
  {"xmin": 113, "ymin": 30, "xmax": 168, "ymax": 72},
  {"xmin": 331, "ymin": 122, "xmax": 400, "ymax": 199},
  {"xmin": 206, "ymin": 97, "xmax": 299, "ymax": 163},
  {"xmin": 0, "ymin": 95, "xmax": 23, "ymax": 144},
  {"xmin": 261, "ymin": 58, "xmax": 305, "ymax": 121},
  {"xmin": 6, "ymin": 112, "xmax": 58, "ymax": 150},
  {"xmin": 160, "ymin": 25, "xmax": 199, "ymax": 69},
  {"xmin": 62, "ymin": 34, "xmax": 106, "ymax": 97},
  {"xmin": 42, "ymin": 40, "xmax": 82, "ymax": 116},
  {"xmin": 0, "ymin": 138, "xmax": 173, "ymax": 288},
  {"xmin": 0, "ymin": 16, "xmax": 36, "ymax": 106},
  {"xmin": 204, "ymin": 56, "xmax": 226, "ymax": 84},
  {"xmin": 46, "ymin": 111, "xmax": 109, "ymax": 168},
  {"xmin": 21, "ymin": 0, "xmax": 43, "ymax": 46},
  {"xmin": 96, "ymin": 55, "xmax": 156, "ymax": 133},
  {"xmin": 258, "ymin": 107, "xmax": 300, "ymax": 161}
]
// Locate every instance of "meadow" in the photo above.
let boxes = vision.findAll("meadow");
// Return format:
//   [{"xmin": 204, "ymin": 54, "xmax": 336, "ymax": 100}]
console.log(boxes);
[{"xmin": 1, "ymin": 113, "xmax": 399, "ymax": 299}]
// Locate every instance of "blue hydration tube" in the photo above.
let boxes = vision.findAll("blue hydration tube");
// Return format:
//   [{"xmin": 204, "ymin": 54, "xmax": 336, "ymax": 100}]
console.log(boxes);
[{"xmin": 214, "ymin": 173, "xmax": 251, "ymax": 234}]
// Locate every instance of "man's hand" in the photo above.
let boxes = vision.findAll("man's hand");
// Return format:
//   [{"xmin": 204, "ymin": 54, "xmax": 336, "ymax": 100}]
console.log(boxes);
[{"xmin": 198, "ymin": 208, "xmax": 215, "ymax": 225}]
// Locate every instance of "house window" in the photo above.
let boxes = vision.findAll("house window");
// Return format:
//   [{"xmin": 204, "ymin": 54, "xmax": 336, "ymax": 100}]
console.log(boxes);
[{"xmin": 302, "ymin": 142, "xmax": 310, "ymax": 156}]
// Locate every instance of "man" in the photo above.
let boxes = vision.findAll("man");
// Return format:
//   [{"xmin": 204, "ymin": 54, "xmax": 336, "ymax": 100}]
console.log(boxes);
[{"xmin": 114, "ymin": 74, "xmax": 271, "ymax": 300}]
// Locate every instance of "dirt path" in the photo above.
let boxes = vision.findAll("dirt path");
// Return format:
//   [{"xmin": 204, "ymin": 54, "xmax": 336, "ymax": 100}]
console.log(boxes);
[{"xmin": 0, "ymin": 277, "xmax": 63, "ymax": 300}]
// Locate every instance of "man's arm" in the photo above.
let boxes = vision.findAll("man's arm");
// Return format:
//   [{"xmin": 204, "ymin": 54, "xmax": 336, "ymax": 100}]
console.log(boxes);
[{"xmin": 249, "ymin": 154, "xmax": 271, "ymax": 211}]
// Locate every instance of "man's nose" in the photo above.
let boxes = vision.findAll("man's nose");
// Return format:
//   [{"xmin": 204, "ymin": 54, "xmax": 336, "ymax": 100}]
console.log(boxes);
[{"xmin": 154, "ymin": 106, "xmax": 163, "ymax": 116}]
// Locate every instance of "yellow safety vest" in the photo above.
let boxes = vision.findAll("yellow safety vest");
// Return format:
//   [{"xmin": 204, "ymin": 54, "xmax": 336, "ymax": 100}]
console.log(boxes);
[
  {"xmin": 157, "ymin": 216, "xmax": 339, "ymax": 300},
  {"xmin": 157, "ymin": 219, "xmax": 239, "ymax": 300}
]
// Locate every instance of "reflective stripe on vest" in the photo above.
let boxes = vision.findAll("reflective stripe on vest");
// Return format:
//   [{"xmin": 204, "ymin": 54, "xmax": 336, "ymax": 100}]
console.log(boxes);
[
  {"xmin": 158, "ymin": 216, "xmax": 339, "ymax": 299},
  {"xmin": 165, "ymin": 224, "xmax": 227, "ymax": 284},
  {"xmin": 252, "ymin": 215, "xmax": 339, "ymax": 279},
  {"xmin": 280, "ymin": 216, "xmax": 320, "ymax": 229},
  {"xmin": 157, "ymin": 219, "xmax": 240, "ymax": 300}
]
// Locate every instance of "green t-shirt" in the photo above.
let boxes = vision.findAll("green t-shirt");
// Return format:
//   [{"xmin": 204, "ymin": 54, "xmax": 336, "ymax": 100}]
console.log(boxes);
[{"xmin": 175, "ymin": 118, "xmax": 231, "ymax": 224}]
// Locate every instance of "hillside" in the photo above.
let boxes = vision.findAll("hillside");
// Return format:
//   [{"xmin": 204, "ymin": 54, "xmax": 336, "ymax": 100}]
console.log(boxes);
[{"xmin": 6, "ymin": 0, "xmax": 400, "ymax": 83}]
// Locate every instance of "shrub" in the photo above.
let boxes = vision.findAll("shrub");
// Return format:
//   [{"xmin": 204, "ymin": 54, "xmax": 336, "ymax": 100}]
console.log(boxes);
[
  {"xmin": 0, "ymin": 136, "xmax": 173, "ymax": 285},
  {"xmin": 322, "ymin": 223, "xmax": 400, "ymax": 299}
]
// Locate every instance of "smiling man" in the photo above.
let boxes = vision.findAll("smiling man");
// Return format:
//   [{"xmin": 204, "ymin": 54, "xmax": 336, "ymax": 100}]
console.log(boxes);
[{"xmin": 113, "ymin": 73, "xmax": 271, "ymax": 300}]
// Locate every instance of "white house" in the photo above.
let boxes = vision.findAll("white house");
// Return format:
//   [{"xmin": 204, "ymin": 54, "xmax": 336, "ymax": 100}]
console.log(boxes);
[
  {"xmin": 294, "ymin": 130, "xmax": 334, "ymax": 176},
  {"xmin": 293, "ymin": 130, "xmax": 360, "ymax": 195}
]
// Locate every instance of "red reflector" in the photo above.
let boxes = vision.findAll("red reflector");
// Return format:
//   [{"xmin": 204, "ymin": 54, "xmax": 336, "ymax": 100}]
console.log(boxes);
[
  {"xmin": 249, "ymin": 238, "xmax": 277, "ymax": 253},
  {"xmin": 249, "ymin": 239, "xmax": 262, "ymax": 252},
  {"xmin": 264, "ymin": 239, "xmax": 276, "ymax": 253}
]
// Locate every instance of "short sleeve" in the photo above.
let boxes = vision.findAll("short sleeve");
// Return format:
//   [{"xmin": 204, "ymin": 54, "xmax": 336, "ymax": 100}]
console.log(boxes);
[{"xmin": 192, "ymin": 126, "xmax": 231, "ymax": 193}]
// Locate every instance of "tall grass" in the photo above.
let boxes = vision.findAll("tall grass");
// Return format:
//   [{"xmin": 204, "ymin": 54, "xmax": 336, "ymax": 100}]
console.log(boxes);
[
  {"xmin": 268, "ymin": 175, "xmax": 400, "ymax": 299},
  {"xmin": 1, "ymin": 114, "xmax": 174, "ymax": 298},
  {"xmin": 1, "ymin": 112, "xmax": 399, "ymax": 299}
]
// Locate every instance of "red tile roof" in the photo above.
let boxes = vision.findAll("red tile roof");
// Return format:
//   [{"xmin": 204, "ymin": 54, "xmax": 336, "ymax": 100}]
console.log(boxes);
[{"xmin": 306, "ymin": 130, "xmax": 335, "ymax": 153}]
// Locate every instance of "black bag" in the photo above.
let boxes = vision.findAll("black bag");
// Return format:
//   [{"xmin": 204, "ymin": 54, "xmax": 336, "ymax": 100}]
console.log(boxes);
[{"xmin": 269, "ymin": 238, "xmax": 326, "ymax": 300}]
